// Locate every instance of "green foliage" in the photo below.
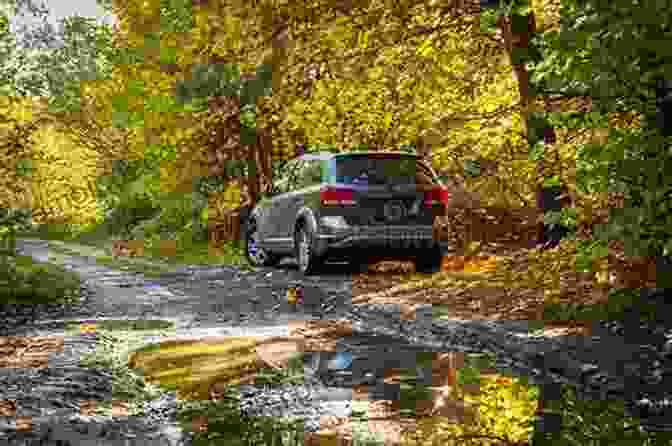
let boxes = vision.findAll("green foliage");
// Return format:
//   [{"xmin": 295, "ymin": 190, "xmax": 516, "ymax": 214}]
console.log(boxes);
[
  {"xmin": 26, "ymin": 222, "xmax": 77, "ymax": 241},
  {"xmin": 479, "ymin": 6, "xmax": 499, "ymax": 34},
  {"xmin": 575, "ymin": 238, "xmax": 608, "ymax": 273},
  {"xmin": 176, "ymin": 398, "xmax": 308, "ymax": 446},
  {"xmin": 542, "ymin": 384, "xmax": 672, "ymax": 446},
  {"xmin": 154, "ymin": 191, "xmax": 195, "ymax": 233},
  {"xmin": 144, "ymin": 143, "xmax": 177, "ymax": 168},
  {"xmin": 0, "ymin": 256, "xmax": 83, "ymax": 304},
  {"xmin": 543, "ymin": 208, "xmax": 577, "ymax": 231},
  {"xmin": 457, "ymin": 352, "xmax": 498, "ymax": 387},
  {"xmin": 529, "ymin": 0, "xmax": 672, "ymax": 258},
  {"xmin": 159, "ymin": 0, "xmax": 194, "ymax": 34},
  {"xmin": 2, "ymin": 10, "xmax": 116, "ymax": 110},
  {"xmin": 241, "ymin": 63, "xmax": 273, "ymax": 102},
  {"xmin": 240, "ymin": 103, "xmax": 257, "ymax": 128},
  {"xmin": 528, "ymin": 140, "xmax": 546, "ymax": 161},
  {"xmin": 463, "ymin": 158, "xmax": 482, "ymax": 177},
  {"xmin": 526, "ymin": 112, "xmax": 551, "ymax": 147},
  {"xmin": 78, "ymin": 328, "xmax": 171, "ymax": 414},
  {"xmin": 175, "ymin": 62, "xmax": 243, "ymax": 105},
  {"xmin": 253, "ymin": 352, "xmax": 306, "ymax": 386},
  {"xmin": 541, "ymin": 286, "xmax": 667, "ymax": 325},
  {"xmin": 575, "ymin": 137, "xmax": 623, "ymax": 195},
  {"xmin": 0, "ymin": 207, "xmax": 31, "ymax": 237},
  {"xmin": 0, "ymin": 208, "xmax": 32, "ymax": 271},
  {"xmin": 14, "ymin": 158, "xmax": 33, "ymax": 178},
  {"xmin": 104, "ymin": 194, "xmax": 161, "ymax": 237},
  {"xmin": 195, "ymin": 174, "xmax": 229, "ymax": 196},
  {"xmin": 96, "ymin": 158, "xmax": 165, "ymax": 215}
]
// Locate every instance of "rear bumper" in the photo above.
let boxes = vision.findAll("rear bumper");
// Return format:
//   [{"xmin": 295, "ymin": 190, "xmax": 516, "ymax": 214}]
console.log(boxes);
[{"xmin": 314, "ymin": 225, "xmax": 447, "ymax": 258}]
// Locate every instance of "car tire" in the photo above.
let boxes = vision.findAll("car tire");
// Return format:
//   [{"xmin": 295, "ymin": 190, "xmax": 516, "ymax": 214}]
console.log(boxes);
[
  {"xmin": 348, "ymin": 257, "xmax": 370, "ymax": 274},
  {"xmin": 244, "ymin": 219, "xmax": 282, "ymax": 267},
  {"xmin": 415, "ymin": 246, "xmax": 444, "ymax": 273},
  {"xmin": 295, "ymin": 223, "xmax": 324, "ymax": 275}
]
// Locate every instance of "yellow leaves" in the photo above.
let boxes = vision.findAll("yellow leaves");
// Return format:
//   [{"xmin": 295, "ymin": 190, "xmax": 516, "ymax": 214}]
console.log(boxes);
[
  {"xmin": 412, "ymin": 373, "xmax": 536, "ymax": 446},
  {"xmin": 607, "ymin": 111, "xmax": 642, "ymax": 129},
  {"xmin": 319, "ymin": 16, "xmax": 355, "ymax": 49},
  {"xmin": 139, "ymin": 0, "xmax": 160, "ymax": 13},
  {"xmin": 382, "ymin": 112, "xmax": 393, "ymax": 129},
  {"xmin": 532, "ymin": 0, "xmax": 562, "ymax": 32},
  {"xmin": 207, "ymin": 184, "xmax": 242, "ymax": 223},
  {"xmin": 221, "ymin": 182, "xmax": 242, "ymax": 207},
  {"xmin": 367, "ymin": 65, "xmax": 384, "ymax": 80},
  {"xmin": 210, "ymin": 15, "xmax": 243, "ymax": 55},
  {"xmin": 415, "ymin": 36, "xmax": 434, "ymax": 57},
  {"xmin": 22, "ymin": 125, "xmax": 100, "ymax": 225},
  {"xmin": 1, "ymin": 97, "xmax": 35, "ymax": 124},
  {"xmin": 357, "ymin": 30, "xmax": 370, "ymax": 49}
]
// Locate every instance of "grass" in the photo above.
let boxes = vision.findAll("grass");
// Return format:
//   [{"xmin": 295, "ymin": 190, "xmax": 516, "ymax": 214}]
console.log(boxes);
[
  {"xmin": 76, "ymin": 324, "xmax": 176, "ymax": 415},
  {"xmin": 253, "ymin": 351, "xmax": 308, "ymax": 386},
  {"xmin": 0, "ymin": 253, "xmax": 84, "ymax": 304},
  {"xmin": 17, "ymin": 218, "xmax": 250, "ymax": 277},
  {"xmin": 64, "ymin": 319, "xmax": 176, "ymax": 332}
]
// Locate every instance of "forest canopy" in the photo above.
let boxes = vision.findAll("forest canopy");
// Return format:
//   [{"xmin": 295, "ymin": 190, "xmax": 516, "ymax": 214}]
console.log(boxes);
[{"xmin": 0, "ymin": 0, "xmax": 670, "ymax": 262}]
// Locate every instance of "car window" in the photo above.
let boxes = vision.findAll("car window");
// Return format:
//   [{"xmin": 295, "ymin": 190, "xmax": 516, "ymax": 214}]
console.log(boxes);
[
  {"xmin": 295, "ymin": 159, "xmax": 323, "ymax": 189},
  {"xmin": 334, "ymin": 155, "xmax": 438, "ymax": 186}
]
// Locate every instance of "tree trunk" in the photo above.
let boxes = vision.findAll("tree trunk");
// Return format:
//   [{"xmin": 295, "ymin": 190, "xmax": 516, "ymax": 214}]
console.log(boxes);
[{"xmin": 498, "ymin": 12, "xmax": 566, "ymax": 246}]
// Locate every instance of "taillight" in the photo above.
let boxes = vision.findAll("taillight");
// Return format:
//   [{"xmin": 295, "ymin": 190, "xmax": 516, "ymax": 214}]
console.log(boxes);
[
  {"xmin": 424, "ymin": 186, "xmax": 449, "ymax": 207},
  {"xmin": 320, "ymin": 186, "xmax": 356, "ymax": 206}
]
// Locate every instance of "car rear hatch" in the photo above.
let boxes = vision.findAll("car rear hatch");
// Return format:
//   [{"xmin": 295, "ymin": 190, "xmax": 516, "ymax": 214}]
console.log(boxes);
[{"xmin": 323, "ymin": 153, "xmax": 448, "ymax": 226}]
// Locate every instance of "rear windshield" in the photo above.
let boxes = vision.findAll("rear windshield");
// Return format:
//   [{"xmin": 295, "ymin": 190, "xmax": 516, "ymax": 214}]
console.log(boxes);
[{"xmin": 334, "ymin": 154, "xmax": 437, "ymax": 186}]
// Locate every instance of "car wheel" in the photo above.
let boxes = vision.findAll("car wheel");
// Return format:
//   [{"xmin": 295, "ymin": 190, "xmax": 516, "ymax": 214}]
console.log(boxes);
[
  {"xmin": 295, "ymin": 223, "xmax": 324, "ymax": 275},
  {"xmin": 349, "ymin": 257, "xmax": 370, "ymax": 274},
  {"xmin": 244, "ymin": 219, "xmax": 281, "ymax": 267},
  {"xmin": 415, "ymin": 246, "xmax": 444, "ymax": 273}
]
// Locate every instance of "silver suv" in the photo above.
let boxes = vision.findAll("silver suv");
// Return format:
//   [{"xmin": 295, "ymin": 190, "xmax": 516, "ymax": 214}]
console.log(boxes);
[{"xmin": 244, "ymin": 151, "xmax": 450, "ymax": 275}]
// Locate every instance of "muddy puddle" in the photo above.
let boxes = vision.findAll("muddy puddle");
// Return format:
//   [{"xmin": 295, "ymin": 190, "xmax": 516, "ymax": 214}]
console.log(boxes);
[
  {"xmin": 3, "ymin": 318, "xmax": 667, "ymax": 446},
  {"xmin": 120, "ymin": 321, "xmax": 667, "ymax": 446}
]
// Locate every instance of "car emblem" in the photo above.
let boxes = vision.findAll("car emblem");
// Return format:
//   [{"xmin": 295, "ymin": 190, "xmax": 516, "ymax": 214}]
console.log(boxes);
[
  {"xmin": 384, "ymin": 201, "xmax": 406, "ymax": 221},
  {"xmin": 408, "ymin": 198, "xmax": 422, "ymax": 216}
]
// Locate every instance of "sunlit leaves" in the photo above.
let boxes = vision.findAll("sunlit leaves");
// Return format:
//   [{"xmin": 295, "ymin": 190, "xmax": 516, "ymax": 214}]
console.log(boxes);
[
  {"xmin": 407, "ymin": 368, "xmax": 538, "ymax": 446},
  {"xmin": 26, "ymin": 125, "xmax": 102, "ymax": 225}
]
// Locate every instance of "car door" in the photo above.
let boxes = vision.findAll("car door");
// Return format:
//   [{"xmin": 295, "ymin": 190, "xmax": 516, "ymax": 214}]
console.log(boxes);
[
  {"xmin": 280, "ymin": 158, "xmax": 324, "ymax": 244},
  {"xmin": 272, "ymin": 158, "xmax": 309, "ymax": 245},
  {"xmin": 263, "ymin": 158, "xmax": 302, "ymax": 252}
]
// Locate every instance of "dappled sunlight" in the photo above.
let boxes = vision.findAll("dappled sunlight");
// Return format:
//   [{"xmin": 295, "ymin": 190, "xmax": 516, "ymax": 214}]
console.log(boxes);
[{"xmin": 351, "ymin": 240, "xmax": 610, "ymax": 330}]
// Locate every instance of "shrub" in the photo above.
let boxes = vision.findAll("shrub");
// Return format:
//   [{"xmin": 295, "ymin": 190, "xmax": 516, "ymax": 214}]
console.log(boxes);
[
  {"xmin": 0, "ymin": 257, "xmax": 82, "ymax": 304},
  {"xmin": 104, "ymin": 195, "xmax": 160, "ymax": 237}
]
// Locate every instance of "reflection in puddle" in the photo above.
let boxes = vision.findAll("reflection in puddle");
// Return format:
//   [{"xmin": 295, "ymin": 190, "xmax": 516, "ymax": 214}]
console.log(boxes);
[{"xmin": 126, "ymin": 333, "xmax": 672, "ymax": 446}]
